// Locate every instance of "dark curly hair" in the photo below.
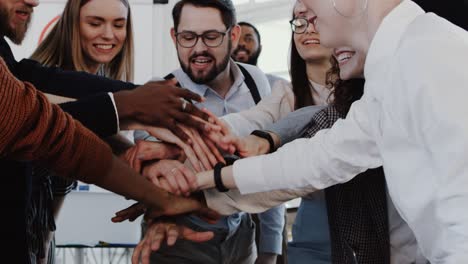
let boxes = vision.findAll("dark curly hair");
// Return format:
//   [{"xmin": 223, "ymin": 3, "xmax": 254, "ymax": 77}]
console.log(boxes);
[
  {"xmin": 326, "ymin": 58, "xmax": 365, "ymax": 115},
  {"xmin": 290, "ymin": 43, "xmax": 364, "ymax": 115}
]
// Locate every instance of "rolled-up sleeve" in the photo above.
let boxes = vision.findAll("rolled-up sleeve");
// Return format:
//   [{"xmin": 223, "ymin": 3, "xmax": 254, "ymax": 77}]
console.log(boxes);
[
  {"xmin": 265, "ymin": 105, "xmax": 325, "ymax": 146},
  {"xmin": 233, "ymin": 97, "xmax": 382, "ymax": 194},
  {"xmin": 0, "ymin": 58, "xmax": 113, "ymax": 181}
]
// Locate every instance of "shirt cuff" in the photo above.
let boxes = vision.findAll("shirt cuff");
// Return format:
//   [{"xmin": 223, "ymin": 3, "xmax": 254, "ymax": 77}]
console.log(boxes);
[
  {"xmin": 233, "ymin": 155, "xmax": 270, "ymax": 194},
  {"xmin": 108, "ymin": 92, "xmax": 120, "ymax": 132}
]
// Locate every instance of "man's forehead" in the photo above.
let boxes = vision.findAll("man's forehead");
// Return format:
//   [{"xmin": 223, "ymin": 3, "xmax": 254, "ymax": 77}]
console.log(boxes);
[
  {"xmin": 241, "ymin": 25, "xmax": 252, "ymax": 32},
  {"xmin": 240, "ymin": 26, "xmax": 255, "ymax": 35},
  {"xmin": 177, "ymin": 25, "xmax": 227, "ymax": 33},
  {"xmin": 179, "ymin": 5, "xmax": 225, "ymax": 26},
  {"xmin": 178, "ymin": 18, "xmax": 227, "ymax": 33}
]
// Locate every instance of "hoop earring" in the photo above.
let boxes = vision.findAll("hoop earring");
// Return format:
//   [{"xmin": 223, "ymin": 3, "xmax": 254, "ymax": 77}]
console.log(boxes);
[{"xmin": 331, "ymin": 0, "xmax": 368, "ymax": 18}]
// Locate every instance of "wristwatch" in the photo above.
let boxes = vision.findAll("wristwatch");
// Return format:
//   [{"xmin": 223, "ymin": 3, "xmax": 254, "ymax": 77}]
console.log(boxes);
[
  {"xmin": 250, "ymin": 130, "xmax": 276, "ymax": 153},
  {"xmin": 214, "ymin": 162, "xmax": 229, "ymax": 192}
]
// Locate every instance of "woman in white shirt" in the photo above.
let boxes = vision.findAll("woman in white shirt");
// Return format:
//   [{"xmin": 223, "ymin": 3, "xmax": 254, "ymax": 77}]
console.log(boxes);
[
  {"xmin": 135, "ymin": 2, "xmax": 337, "ymax": 263},
  {"xmin": 134, "ymin": 1, "xmax": 392, "ymax": 263},
  {"xmin": 221, "ymin": 5, "xmax": 333, "ymax": 137},
  {"xmin": 195, "ymin": 0, "xmax": 468, "ymax": 262}
]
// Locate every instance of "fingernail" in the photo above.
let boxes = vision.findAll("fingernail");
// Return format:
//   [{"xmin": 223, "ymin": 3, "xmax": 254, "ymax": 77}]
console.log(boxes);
[{"xmin": 137, "ymin": 154, "xmax": 145, "ymax": 160}]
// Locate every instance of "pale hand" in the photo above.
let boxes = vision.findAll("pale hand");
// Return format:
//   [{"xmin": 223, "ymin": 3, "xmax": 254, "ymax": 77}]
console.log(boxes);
[
  {"xmin": 122, "ymin": 141, "xmax": 184, "ymax": 173},
  {"xmin": 142, "ymin": 160, "xmax": 196, "ymax": 196},
  {"xmin": 132, "ymin": 220, "xmax": 214, "ymax": 264}
]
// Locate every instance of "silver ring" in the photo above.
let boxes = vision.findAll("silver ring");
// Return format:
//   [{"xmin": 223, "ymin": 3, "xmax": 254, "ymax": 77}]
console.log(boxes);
[
  {"xmin": 170, "ymin": 168, "xmax": 177, "ymax": 174},
  {"xmin": 180, "ymin": 97, "xmax": 189, "ymax": 112}
]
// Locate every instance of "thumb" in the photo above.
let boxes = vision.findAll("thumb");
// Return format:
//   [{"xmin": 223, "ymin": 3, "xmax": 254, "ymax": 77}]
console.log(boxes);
[
  {"xmin": 149, "ymin": 78, "xmax": 178, "ymax": 86},
  {"xmin": 183, "ymin": 229, "xmax": 215, "ymax": 242},
  {"xmin": 162, "ymin": 77, "xmax": 178, "ymax": 86}
]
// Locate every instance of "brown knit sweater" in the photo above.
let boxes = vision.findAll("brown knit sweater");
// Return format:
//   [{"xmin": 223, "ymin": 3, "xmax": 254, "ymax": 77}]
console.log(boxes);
[{"xmin": 0, "ymin": 57, "xmax": 113, "ymax": 182}]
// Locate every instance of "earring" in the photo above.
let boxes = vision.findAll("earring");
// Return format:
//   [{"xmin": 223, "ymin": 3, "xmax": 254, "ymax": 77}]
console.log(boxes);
[{"xmin": 331, "ymin": 0, "xmax": 368, "ymax": 18}]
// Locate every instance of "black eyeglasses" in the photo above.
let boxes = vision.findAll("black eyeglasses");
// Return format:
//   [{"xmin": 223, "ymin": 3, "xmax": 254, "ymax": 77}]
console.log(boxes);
[
  {"xmin": 175, "ymin": 28, "xmax": 231, "ymax": 48},
  {"xmin": 289, "ymin": 17, "xmax": 315, "ymax": 34}
]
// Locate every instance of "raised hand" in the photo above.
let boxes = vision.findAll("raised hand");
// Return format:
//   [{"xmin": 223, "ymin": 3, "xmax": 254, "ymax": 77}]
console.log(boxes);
[
  {"xmin": 123, "ymin": 141, "xmax": 184, "ymax": 173},
  {"xmin": 177, "ymin": 124, "xmax": 225, "ymax": 170},
  {"xmin": 226, "ymin": 134, "xmax": 271, "ymax": 158},
  {"xmin": 112, "ymin": 196, "xmax": 221, "ymax": 224},
  {"xmin": 122, "ymin": 123, "xmax": 203, "ymax": 172},
  {"xmin": 112, "ymin": 193, "xmax": 220, "ymax": 223},
  {"xmin": 198, "ymin": 109, "xmax": 237, "ymax": 154},
  {"xmin": 125, "ymin": 122, "xmax": 224, "ymax": 172},
  {"xmin": 111, "ymin": 202, "xmax": 146, "ymax": 222},
  {"xmin": 114, "ymin": 79, "xmax": 210, "ymax": 141},
  {"xmin": 132, "ymin": 220, "xmax": 214, "ymax": 264},
  {"xmin": 142, "ymin": 160, "xmax": 196, "ymax": 196}
]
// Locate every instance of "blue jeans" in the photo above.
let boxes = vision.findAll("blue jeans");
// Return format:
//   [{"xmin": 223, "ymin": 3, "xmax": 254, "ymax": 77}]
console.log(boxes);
[{"xmin": 288, "ymin": 191, "xmax": 331, "ymax": 264}]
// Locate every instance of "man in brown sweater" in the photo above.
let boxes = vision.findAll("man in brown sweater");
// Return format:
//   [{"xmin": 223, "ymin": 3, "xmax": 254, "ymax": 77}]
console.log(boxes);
[
  {"xmin": 0, "ymin": 0, "xmax": 217, "ymax": 261},
  {"xmin": 0, "ymin": 56, "xmax": 216, "ymax": 259}
]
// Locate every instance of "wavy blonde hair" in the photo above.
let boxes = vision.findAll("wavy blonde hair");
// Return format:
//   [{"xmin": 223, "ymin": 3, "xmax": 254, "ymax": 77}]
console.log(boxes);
[{"xmin": 31, "ymin": 0, "xmax": 134, "ymax": 81}]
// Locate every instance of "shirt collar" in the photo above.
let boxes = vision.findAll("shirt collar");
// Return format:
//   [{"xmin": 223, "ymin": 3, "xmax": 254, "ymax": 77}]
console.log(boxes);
[
  {"xmin": 230, "ymin": 59, "xmax": 245, "ymax": 89},
  {"xmin": 172, "ymin": 59, "xmax": 245, "ymax": 98},
  {"xmin": 172, "ymin": 68, "xmax": 209, "ymax": 97},
  {"xmin": 364, "ymin": 0, "xmax": 424, "ymax": 78}
]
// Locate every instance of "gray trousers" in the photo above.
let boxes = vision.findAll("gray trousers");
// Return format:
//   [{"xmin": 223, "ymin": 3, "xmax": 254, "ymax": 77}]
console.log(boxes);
[{"xmin": 149, "ymin": 214, "xmax": 257, "ymax": 264}]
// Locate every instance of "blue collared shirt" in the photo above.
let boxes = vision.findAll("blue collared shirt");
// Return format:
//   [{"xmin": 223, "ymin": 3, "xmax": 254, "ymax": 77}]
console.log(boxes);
[
  {"xmin": 172, "ymin": 60, "xmax": 284, "ymax": 249},
  {"xmin": 136, "ymin": 60, "xmax": 284, "ymax": 253},
  {"xmin": 174, "ymin": 60, "xmax": 284, "ymax": 253}
]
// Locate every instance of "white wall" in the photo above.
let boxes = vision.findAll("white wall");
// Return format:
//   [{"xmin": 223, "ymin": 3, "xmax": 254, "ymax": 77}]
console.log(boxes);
[
  {"xmin": 9, "ymin": 0, "xmax": 292, "ymax": 83},
  {"xmin": 9, "ymin": 0, "xmax": 181, "ymax": 84}
]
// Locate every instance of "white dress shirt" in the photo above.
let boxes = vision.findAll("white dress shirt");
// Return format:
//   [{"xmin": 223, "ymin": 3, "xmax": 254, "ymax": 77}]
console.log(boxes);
[{"xmin": 233, "ymin": 1, "xmax": 468, "ymax": 263}]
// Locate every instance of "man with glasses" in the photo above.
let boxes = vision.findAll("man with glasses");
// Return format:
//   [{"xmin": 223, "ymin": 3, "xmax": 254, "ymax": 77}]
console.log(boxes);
[
  {"xmin": 138, "ymin": 0, "xmax": 273, "ymax": 263},
  {"xmin": 232, "ymin": 21, "xmax": 289, "ymax": 89}
]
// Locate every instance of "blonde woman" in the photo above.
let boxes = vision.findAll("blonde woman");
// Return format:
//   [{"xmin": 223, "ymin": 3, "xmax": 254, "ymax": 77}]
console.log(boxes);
[
  {"xmin": 31, "ymin": 0, "xmax": 134, "ymax": 81},
  {"xmin": 30, "ymin": 0, "xmax": 134, "ymax": 262}
]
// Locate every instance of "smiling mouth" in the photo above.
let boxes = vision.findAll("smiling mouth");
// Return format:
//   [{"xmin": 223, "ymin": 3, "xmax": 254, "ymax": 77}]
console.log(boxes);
[
  {"xmin": 15, "ymin": 9, "xmax": 31, "ymax": 21},
  {"xmin": 334, "ymin": 50, "xmax": 355, "ymax": 66},
  {"xmin": 236, "ymin": 50, "xmax": 248, "ymax": 56},
  {"xmin": 303, "ymin": 39, "xmax": 320, "ymax": 45},
  {"xmin": 191, "ymin": 57, "xmax": 213, "ymax": 67},
  {"xmin": 94, "ymin": 44, "xmax": 115, "ymax": 50}
]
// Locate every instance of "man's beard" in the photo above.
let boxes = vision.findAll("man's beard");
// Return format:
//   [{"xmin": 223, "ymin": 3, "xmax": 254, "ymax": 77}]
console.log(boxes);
[
  {"xmin": 0, "ymin": 6, "xmax": 31, "ymax": 44},
  {"xmin": 179, "ymin": 41, "xmax": 232, "ymax": 84},
  {"xmin": 232, "ymin": 46, "xmax": 260, "ymax": 66}
]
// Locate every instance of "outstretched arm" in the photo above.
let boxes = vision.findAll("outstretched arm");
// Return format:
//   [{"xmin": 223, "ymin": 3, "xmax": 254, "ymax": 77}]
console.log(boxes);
[
  {"xmin": 0, "ymin": 58, "xmax": 211, "ymax": 218},
  {"xmin": 195, "ymin": 97, "xmax": 382, "ymax": 195}
]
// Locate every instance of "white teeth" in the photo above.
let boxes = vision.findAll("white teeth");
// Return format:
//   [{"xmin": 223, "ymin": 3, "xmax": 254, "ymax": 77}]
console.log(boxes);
[
  {"xmin": 304, "ymin": 40, "xmax": 320, "ymax": 45},
  {"xmin": 194, "ymin": 59, "xmax": 210, "ymax": 63},
  {"xmin": 337, "ymin": 52, "xmax": 354, "ymax": 62},
  {"xmin": 96, "ymin": 44, "xmax": 113, "ymax": 50}
]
